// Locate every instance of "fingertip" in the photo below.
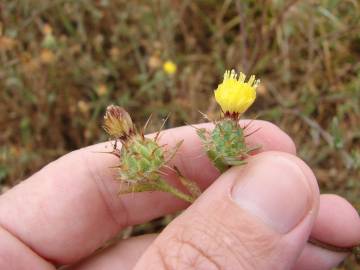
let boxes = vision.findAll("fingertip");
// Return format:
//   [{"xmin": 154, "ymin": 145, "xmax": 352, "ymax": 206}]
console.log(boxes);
[
  {"xmin": 230, "ymin": 151, "xmax": 316, "ymax": 234},
  {"xmin": 248, "ymin": 151, "xmax": 319, "ymax": 198},
  {"xmin": 245, "ymin": 120, "xmax": 297, "ymax": 155},
  {"xmin": 294, "ymin": 243, "xmax": 347, "ymax": 270},
  {"xmin": 312, "ymin": 194, "xmax": 360, "ymax": 247}
]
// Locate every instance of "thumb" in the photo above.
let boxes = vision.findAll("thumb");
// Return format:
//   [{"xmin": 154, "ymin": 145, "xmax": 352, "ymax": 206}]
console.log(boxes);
[{"xmin": 134, "ymin": 151, "xmax": 319, "ymax": 270}]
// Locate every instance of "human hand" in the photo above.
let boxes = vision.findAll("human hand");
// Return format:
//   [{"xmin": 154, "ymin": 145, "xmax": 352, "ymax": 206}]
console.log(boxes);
[{"xmin": 0, "ymin": 121, "xmax": 359, "ymax": 270}]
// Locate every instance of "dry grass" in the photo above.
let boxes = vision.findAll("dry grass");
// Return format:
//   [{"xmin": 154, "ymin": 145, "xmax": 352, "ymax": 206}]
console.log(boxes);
[{"xmin": 1, "ymin": 0, "xmax": 360, "ymax": 268}]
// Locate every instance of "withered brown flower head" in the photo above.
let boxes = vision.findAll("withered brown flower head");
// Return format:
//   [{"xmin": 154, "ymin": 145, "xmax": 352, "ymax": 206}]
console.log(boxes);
[{"xmin": 103, "ymin": 105, "xmax": 134, "ymax": 140}]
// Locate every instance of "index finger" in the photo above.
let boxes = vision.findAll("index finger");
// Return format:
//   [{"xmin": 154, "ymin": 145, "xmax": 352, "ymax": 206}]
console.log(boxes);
[{"xmin": 0, "ymin": 121, "xmax": 296, "ymax": 265}]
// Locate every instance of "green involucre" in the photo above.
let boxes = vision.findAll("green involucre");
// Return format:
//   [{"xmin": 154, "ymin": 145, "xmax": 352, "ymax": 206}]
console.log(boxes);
[{"xmin": 198, "ymin": 119, "xmax": 256, "ymax": 173}]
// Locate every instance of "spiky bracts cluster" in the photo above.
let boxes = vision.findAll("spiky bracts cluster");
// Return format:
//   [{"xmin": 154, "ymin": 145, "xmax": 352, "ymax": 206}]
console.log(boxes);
[
  {"xmin": 103, "ymin": 105, "xmax": 198, "ymax": 203},
  {"xmin": 118, "ymin": 134, "xmax": 182, "ymax": 194},
  {"xmin": 120, "ymin": 135, "xmax": 165, "ymax": 183},
  {"xmin": 197, "ymin": 119, "xmax": 258, "ymax": 173}
]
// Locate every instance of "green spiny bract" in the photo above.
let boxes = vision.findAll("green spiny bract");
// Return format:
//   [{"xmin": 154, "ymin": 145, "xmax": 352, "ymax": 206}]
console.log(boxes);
[
  {"xmin": 197, "ymin": 119, "xmax": 257, "ymax": 173},
  {"xmin": 119, "ymin": 135, "xmax": 165, "ymax": 190}
]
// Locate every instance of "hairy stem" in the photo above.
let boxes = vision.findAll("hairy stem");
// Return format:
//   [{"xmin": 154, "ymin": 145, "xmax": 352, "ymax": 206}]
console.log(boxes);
[
  {"xmin": 174, "ymin": 166, "xmax": 202, "ymax": 199},
  {"xmin": 207, "ymin": 150, "xmax": 229, "ymax": 173},
  {"xmin": 156, "ymin": 178, "xmax": 195, "ymax": 203}
]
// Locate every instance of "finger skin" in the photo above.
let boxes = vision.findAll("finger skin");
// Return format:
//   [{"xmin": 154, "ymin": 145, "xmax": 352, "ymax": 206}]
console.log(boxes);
[
  {"xmin": 66, "ymin": 195, "xmax": 360, "ymax": 270},
  {"xmin": 0, "ymin": 121, "xmax": 296, "ymax": 264},
  {"xmin": 294, "ymin": 194, "xmax": 360, "ymax": 270},
  {"xmin": 294, "ymin": 243, "xmax": 347, "ymax": 270},
  {"xmin": 310, "ymin": 194, "xmax": 360, "ymax": 247},
  {"xmin": 72, "ymin": 197, "xmax": 354, "ymax": 270},
  {"xmin": 134, "ymin": 152, "xmax": 320, "ymax": 270},
  {"xmin": 68, "ymin": 235, "xmax": 156, "ymax": 270},
  {"xmin": 0, "ymin": 226, "xmax": 55, "ymax": 270}
]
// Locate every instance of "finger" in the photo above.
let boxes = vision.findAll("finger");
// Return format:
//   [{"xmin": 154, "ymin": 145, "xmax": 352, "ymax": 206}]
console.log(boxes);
[
  {"xmin": 293, "ymin": 243, "xmax": 347, "ymax": 270},
  {"xmin": 134, "ymin": 152, "xmax": 320, "ymax": 270},
  {"xmin": 294, "ymin": 194, "xmax": 360, "ymax": 270},
  {"xmin": 0, "ymin": 226, "xmax": 55, "ymax": 270},
  {"xmin": 310, "ymin": 194, "xmax": 360, "ymax": 247},
  {"xmin": 0, "ymin": 121, "xmax": 296, "ymax": 264},
  {"xmin": 68, "ymin": 194, "xmax": 360, "ymax": 270},
  {"xmin": 68, "ymin": 235, "xmax": 156, "ymax": 270},
  {"xmin": 68, "ymin": 196, "xmax": 360, "ymax": 270}
]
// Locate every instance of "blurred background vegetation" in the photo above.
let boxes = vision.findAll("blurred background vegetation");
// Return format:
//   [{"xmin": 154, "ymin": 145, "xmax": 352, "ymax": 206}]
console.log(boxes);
[{"xmin": 1, "ymin": 0, "xmax": 360, "ymax": 268}]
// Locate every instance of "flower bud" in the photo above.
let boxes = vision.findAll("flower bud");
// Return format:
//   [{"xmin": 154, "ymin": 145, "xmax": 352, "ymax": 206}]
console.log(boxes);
[{"xmin": 103, "ymin": 105, "xmax": 134, "ymax": 140}]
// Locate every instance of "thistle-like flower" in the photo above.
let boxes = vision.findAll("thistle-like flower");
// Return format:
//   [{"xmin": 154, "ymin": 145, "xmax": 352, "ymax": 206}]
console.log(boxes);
[
  {"xmin": 197, "ymin": 70, "xmax": 260, "ymax": 172},
  {"xmin": 103, "ymin": 105, "xmax": 200, "ymax": 202},
  {"xmin": 214, "ymin": 69, "xmax": 259, "ymax": 119}
]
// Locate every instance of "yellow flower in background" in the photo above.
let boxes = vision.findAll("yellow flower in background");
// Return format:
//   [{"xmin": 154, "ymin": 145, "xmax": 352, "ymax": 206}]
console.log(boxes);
[
  {"xmin": 163, "ymin": 60, "xmax": 177, "ymax": 75},
  {"xmin": 214, "ymin": 69, "xmax": 259, "ymax": 115}
]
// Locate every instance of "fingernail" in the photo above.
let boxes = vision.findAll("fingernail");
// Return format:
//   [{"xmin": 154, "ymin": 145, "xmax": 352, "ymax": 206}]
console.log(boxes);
[{"xmin": 232, "ymin": 155, "xmax": 313, "ymax": 233}]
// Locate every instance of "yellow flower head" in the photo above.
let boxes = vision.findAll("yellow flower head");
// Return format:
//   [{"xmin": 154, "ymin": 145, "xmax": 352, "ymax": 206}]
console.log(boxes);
[
  {"xmin": 163, "ymin": 60, "xmax": 177, "ymax": 75},
  {"xmin": 214, "ymin": 69, "xmax": 259, "ymax": 116}
]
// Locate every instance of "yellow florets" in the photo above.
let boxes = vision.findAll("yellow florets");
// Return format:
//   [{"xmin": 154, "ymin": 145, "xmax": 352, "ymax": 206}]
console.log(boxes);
[
  {"xmin": 163, "ymin": 60, "xmax": 177, "ymax": 75},
  {"xmin": 214, "ymin": 69, "xmax": 259, "ymax": 115}
]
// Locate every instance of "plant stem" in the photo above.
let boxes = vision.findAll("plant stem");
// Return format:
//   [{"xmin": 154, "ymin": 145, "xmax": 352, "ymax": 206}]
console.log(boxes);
[
  {"xmin": 173, "ymin": 166, "xmax": 202, "ymax": 199},
  {"xmin": 207, "ymin": 150, "xmax": 229, "ymax": 173},
  {"xmin": 213, "ymin": 158, "xmax": 229, "ymax": 173},
  {"xmin": 178, "ymin": 175, "xmax": 202, "ymax": 198},
  {"xmin": 156, "ymin": 178, "xmax": 195, "ymax": 203}
]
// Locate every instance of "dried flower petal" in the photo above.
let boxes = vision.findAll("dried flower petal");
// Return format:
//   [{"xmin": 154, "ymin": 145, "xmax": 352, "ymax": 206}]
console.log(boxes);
[{"xmin": 103, "ymin": 105, "xmax": 134, "ymax": 140}]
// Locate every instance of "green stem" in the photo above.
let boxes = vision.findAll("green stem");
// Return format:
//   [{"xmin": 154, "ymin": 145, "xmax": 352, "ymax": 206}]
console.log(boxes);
[
  {"xmin": 178, "ymin": 175, "xmax": 202, "ymax": 198},
  {"xmin": 173, "ymin": 166, "xmax": 202, "ymax": 199},
  {"xmin": 214, "ymin": 158, "xmax": 230, "ymax": 173},
  {"xmin": 207, "ymin": 150, "xmax": 229, "ymax": 173},
  {"xmin": 156, "ymin": 178, "xmax": 195, "ymax": 203}
]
